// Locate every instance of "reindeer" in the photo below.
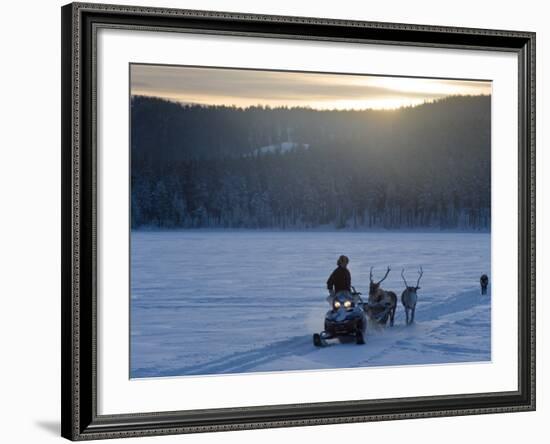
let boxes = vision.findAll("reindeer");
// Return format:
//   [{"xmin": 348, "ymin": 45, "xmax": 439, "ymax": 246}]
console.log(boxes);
[
  {"xmin": 480, "ymin": 274, "xmax": 489, "ymax": 295},
  {"xmin": 366, "ymin": 266, "xmax": 397, "ymax": 327},
  {"xmin": 401, "ymin": 266, "xmax": 423, "ymax": 325}
]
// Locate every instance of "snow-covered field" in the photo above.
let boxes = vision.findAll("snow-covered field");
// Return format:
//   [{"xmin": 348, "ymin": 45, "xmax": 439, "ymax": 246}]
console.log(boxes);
[{"xmin": 130, "ymin": 231, "xmax": 491, "ymax": 378}]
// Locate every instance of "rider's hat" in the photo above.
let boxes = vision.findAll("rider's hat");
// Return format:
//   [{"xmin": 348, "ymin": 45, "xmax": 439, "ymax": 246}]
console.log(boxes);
[{"xmin": 337, "ymin": 255, "xmax": 349, "ymax": 266}]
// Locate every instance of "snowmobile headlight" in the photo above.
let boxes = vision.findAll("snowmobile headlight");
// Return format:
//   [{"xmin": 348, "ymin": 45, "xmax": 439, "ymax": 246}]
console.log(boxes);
[
  {"xmin": 344, "ymin": 300, "xmax": 352, "ymax": 309},
  {"xmin": 333, "ymin": 301, "xmax": 341, "ymax": 309}
]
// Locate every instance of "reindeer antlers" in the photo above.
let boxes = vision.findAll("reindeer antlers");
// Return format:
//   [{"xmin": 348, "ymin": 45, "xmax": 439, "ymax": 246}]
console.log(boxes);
[
  {"xmin": 402, "ymin": 266, "xmax": 423, "ymax": 288},
  {"xmin": 416, "ymin": 266, "xmax": 423, "ymax": 288},
  {"xmin": 401, "ymin": 268, "xmax": 409, "ymax": 287},
  {"xmin": 370, "ymin": 266, "xmax": 391, "ymax": 284},
  {"xmin": 379, "ymin": 266, "xmax": 391, "ymax": 284}
]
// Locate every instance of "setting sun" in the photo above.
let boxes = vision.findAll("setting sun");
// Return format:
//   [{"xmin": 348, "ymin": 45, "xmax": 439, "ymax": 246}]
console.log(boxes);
[{"xmin": 130, "ymin": 64, "xmax": 491, "ymax": 111}]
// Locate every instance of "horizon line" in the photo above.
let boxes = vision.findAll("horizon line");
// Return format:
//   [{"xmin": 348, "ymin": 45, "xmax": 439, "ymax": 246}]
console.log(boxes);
[{"xmin": 130, "ymin": 93, "xmax": 491, "ymax": 113}]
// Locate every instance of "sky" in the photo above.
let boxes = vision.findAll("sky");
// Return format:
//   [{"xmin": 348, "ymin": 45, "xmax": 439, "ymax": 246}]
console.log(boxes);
[{"xmin": 130, "ymin": 64, "xmax": 491, "ymax": 111}]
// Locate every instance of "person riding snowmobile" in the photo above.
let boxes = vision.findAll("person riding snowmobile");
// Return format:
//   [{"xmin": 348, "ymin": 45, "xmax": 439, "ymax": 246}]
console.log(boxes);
[{"xmin": 326, "ymin": 255, "xmax": 351, "ymax": 304}]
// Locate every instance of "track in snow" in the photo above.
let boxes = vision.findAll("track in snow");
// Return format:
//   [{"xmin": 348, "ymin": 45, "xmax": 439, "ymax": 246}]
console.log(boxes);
[
  {"xmin": 132, "ymin": 286, "xmax": 490, "ymax": 378},
  {"xmin": 130, "ymin": 231, "xmax": 491, "ymax": 378}
]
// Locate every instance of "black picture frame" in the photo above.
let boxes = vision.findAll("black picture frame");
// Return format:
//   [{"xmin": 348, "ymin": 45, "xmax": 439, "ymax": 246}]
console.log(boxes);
[{"xmin": 61, "ymin": 2, "xmax": 536, "ymax": 440}]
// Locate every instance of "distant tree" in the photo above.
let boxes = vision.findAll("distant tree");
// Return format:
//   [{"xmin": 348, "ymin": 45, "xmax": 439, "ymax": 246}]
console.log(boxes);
[{"xmin": 130, "ymin": 95, "xmax": 491, "ymax": 231}]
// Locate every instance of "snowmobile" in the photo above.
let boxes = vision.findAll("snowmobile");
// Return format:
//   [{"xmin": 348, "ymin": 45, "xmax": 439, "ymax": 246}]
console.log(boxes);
[{"xmin": 313, "ymin": 287, "xmax": 367, "ymax": 347}]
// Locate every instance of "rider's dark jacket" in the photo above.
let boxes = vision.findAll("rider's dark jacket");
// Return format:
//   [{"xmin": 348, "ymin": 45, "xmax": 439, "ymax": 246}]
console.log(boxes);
[{"xmin": 327, "ymin": 266, "xmax": 351, "ymax": 293}]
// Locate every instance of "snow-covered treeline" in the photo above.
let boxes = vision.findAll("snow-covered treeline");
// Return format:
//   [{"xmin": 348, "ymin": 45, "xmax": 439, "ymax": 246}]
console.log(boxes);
[{"xmin": 130, "ymin": 95, "xmax": 491, "ymax": 230}]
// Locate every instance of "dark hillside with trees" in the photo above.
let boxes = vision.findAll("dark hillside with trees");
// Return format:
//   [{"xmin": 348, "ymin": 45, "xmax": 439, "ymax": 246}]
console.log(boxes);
[{"xmin": 130, "ymin": 95, "xmax": 491, "ymax": 230}]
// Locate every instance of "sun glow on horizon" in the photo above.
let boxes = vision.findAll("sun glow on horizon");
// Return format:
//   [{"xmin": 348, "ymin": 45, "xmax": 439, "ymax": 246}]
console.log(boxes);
[{"xmin": 131, "ymin": 64, "xmax": 492, "ymax": 111}]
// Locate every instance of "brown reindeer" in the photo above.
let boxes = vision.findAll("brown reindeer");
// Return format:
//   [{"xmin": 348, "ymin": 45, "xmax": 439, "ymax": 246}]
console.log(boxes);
[
  {"xmin": 366, "ymin": 266, "xmax": 397, "ymax": 327},
  {"xmin": 401, "ymin": 267, "xmax": 422, "ymax": 325}
]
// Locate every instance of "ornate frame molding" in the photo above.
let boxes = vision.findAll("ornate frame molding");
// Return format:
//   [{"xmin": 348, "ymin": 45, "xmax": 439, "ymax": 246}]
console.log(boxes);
[{"xmin": 61, "ymin": 2, "xmax": 535, "ymax": 440}]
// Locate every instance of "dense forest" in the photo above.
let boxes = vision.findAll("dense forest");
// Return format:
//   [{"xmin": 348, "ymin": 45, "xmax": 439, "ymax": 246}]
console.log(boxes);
[{"xmin": 130, "ymin": 95, "xmax": 491, "ymax": 230}]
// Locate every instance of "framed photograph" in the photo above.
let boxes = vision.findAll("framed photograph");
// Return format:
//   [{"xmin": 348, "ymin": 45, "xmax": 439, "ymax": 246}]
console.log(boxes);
[{"xmin": 61, "ymin": 2, "xmax": 536, "ymax": 440}]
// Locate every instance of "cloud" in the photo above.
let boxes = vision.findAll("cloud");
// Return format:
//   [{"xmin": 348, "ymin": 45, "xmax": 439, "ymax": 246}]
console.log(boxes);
[{"xmin": 130, "ymin": 64, "xmax": 491, "ymax": 110}]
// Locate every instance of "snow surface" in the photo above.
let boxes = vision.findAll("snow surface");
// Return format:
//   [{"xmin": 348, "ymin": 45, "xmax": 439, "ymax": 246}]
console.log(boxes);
[{"xmin": 130, "ymin": 231, "xmax": 491, "ymax": 378}]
